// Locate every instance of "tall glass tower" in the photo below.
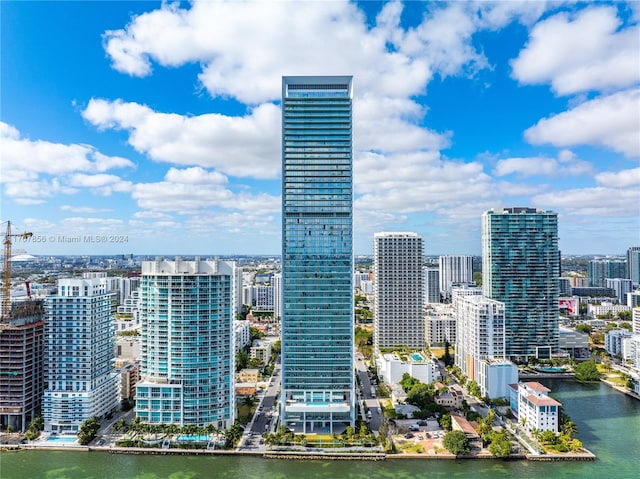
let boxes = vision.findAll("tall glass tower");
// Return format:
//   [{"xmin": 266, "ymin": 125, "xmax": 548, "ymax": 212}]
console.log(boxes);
[
  {"xmin": 281, "ymin": 76, "xmax": 355, "ymax": 434},
  {"xmin": 136, "ymin": 257, "xmax": 238, "ymax": 429},
  {"xmin": 482, "ymin": 207, "xmax": 559, "ymax": 361}
]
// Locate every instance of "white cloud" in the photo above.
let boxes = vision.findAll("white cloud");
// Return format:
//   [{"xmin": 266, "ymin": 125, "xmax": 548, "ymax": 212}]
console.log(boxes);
[
  {"xmin": 524, "ymin": 89, "xmax": 640, "ymax": 157},
  {"xmin": 3, "ymin": 179, "xmax": 78, "ymax": 199},
  {"xmin": 60, "ymin": 205, "xmax": 113, "ymax": 214},
  {"xmin": 595, "ymin": 167, "xmax": 640, "ymax": 188},
  {"xmin": 512, "ymin": 7, "xmax": 640, "ymax": 95},
  {"xmin": 83, "ymin": 99, "xmax": 281, "ymax": 179},
  {"xmin": 164, "ymin": 167, "xmax": 228, "ymax": 185},
  {"xmin": 493, "ymin": 150, "xmax": 593, "ymax": 177},
  {"xmin": 0, "ymin": 121, "xmax": 135, "ymax": 184},
  {"xmin": 533, "ymin": 186, "xmax": 640, "ymax": 217}
]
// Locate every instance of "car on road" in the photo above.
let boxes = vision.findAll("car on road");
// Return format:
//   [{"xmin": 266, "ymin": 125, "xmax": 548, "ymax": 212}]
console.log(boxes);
[{"xmin": 404, "ymin": 433, "xmax": 414, "ymax": 439}]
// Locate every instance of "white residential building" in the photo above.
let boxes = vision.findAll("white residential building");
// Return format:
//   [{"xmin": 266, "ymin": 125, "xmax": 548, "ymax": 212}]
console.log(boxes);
[
  {"xmin": 633, "ymin": 307, "xmax": 640, "ymax": 334},
  {"xmin": 627, "ymin": 291, "xmax": 640, "ymax": 308},
  {"xmin": 439, "ymin": 255, "xmax": 474, "ymax": 300},
  {"xmin": 43, "ymin": 278, "xmax": 120, "ymax": 433},
  {"xmin": 376, "ymin": 352, "xmax": 440, "ymax": 385},
  {"xmin": 235, "ymin": 320, "xmax": 251, "ymax": 352},
  {"xmin": 512, "ymin": 382, "xmax": 560, "ymax": 433},
  {"xmin": 455, "ymin": 294, "xmax": 513, "ymax": 398},
  {"xmin": 425, "ymin": 305, "xmax": 456, "ymax": 346},
  {"xmin": 249, "ymin": 339, "xmax": 272, "ymax": 364},
  {"xmin": 254, "ymin": 285, "xmax": 274, "ymax": 311},
  {"xmin": 622, "ymin": 334, "xmax": 640, "ymax": 370},
  {"xmin": 606, "ymin": 278, "xmax": 633, "ymax": 304},
  {"xmin": 374, "ymin": 232, "xmax": 424, "ymax": 350},
  {"xmin": 605, "ymin": 329, "xmax": 633, "ymax": 357},
  {"xmin": 589, "ymin": 302, "xmax": 631, "ymax": 318}
]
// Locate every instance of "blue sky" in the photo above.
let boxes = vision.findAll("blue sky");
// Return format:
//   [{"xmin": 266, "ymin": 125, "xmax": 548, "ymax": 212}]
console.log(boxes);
[{"xmin": 1, "ymin": 1, "xmax": 639, "ymax": 256}]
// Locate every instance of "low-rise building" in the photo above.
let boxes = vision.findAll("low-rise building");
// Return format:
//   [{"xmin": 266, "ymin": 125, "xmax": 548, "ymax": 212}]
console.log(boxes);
[
  {"xmin": 249, "ymin": 339, "xmax": 272, "ymax": 364},
  {"xmin": 477, "ymin": 358, "xmax": 518, "ymax": 399},
  {"xmin": 510, "ymin": 382, "xmax": 560, "ymax": 433},
  {"xmin": 605, "ymin": 329, "xmax": 633, "ymax": 357},
  {"xmin": 237, "ymin": 368, "xmax": 261, "ymax": 383},
  {"xmin": 376, "ymin": 352, "xmax": 440, "ymax": 385}
]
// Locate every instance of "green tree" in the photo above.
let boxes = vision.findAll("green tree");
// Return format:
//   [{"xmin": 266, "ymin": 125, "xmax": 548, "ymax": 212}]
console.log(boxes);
[
  {"xmin": 406, "ymin": 383, "xmax": 436, "ymax": 410},
  {"xmin": 575, "ymin": 324, "xmax": 592, "ymax": 334},
  {"xmin": 539, "ymin": 429, "xmax": 557, "ymax": 445},
  {"xmin": 25, "ymin": 416, "xmax": 43, "ymax": 441},
  {"xmin": 443, "ymin": 430, "xmax": 470, "ymax": 456},
  {"xmin": 250, "ymin": 327, "xmax": 265, "ymax": 341},
  {"xmin": 236, "ymin": 350, "xmax": 249, "ymax": 371},
  {"xmin": 574, "ymin": 360, "xmax": 601, "ymax": 382},
  {"xmin": 561, "ymin": 420, "xmax": 578, "ymax": 437},
  {"xmin": 442, "ymin": 340, "xmax": 454, "ymax": 367},
  {"xmin": 488, "ymin": 432, "xmax": 512, "ymax": 458},
  {"xmin": 467, "ymin": 380, "xmax": 482, "ymax": 398},
  {"xmin": 439, "ymin": 413, "xmax": 452, "ymax": 431},
  {"xmin": 400, "ymin": 373, "xmax": 420, "ymax": 393},
  {"xmin": 77, "ymin": 416, "xmax": 101, "ymax": 445}
]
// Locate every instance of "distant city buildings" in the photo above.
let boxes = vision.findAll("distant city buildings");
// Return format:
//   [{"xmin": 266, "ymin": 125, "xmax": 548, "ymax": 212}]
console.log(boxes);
[
  {"xmin": 606, "ymin": 278, "xmax": 633, "ymax": 304},
  {"xmin": 280, "ymin": 76, "xmax": 355, "ymax": 433},
  {"xmin": 439, "ymin": 255, "xmax": 474, "ymax": 301},
  {"xmin": 628, "ymin": 246, "xmax": 640, "ymax": 286},
  {"xmin": 136, "ymin": 258, "xmax": 239, "ymax": 428},
  {"xmin": 374, "ymin": 232, "xmax": 424, "ymax": 351},
  {"xmin": 589, "ymin": 259, "xmax": 627, "ymax": 288},
  {"xmin": 425, "ymin": 305, "xmax": 456, "ymax": 346},
  {"xmin": 423, "ymin": 267, "xmax": 441, "ymax": 304},
  {"xmin": 482, "ymin": 207, "xmax": 559, "ymax": 360},
  {"xmin": 43, "ymin": 276, "xmax": 119, "ymax": 434}
]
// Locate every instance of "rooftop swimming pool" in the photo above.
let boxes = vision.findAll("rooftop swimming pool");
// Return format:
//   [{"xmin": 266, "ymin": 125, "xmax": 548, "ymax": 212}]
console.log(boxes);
[
  {"xmin": 411, "ymin": 353, "xmax": 424, "ymax": 361},
  {"xmin": 537, "ymin": 367, "xmax": 565, "ymax": 373},
  {"xmin": 47, "ymin": 435, "xmax": 77, "ymax": 443}
]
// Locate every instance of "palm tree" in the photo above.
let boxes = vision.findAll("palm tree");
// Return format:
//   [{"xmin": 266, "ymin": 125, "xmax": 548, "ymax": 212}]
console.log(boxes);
[{"xmin": 562, "ymin": 421, "xmax": 578, "ymax": 437}]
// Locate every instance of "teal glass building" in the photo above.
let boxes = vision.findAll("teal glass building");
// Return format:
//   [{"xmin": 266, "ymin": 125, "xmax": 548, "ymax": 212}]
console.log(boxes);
[
  {"xmin": 136, "ymin": 258, "xmax": 237, "ymax": 429},
  {"xmin": 482, "ymin": 207, "xmax": 559, "ymax": 361},
  {"xmin": 280, "ymin": 76, "xmax": 355, "ymax": 433}
]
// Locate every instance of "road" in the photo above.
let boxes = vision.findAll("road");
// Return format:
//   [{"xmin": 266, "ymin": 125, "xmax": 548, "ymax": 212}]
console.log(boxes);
[
  {"xmin": 238, "ymin": 361, "xmax": 281, "ymax": 450},
  {"xmin": 354, "ymin": 353, "xmax": 382, "ymax": 431}
]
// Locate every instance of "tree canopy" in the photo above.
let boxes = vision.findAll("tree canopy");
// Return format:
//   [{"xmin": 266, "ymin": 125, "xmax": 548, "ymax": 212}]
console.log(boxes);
[
  {"xmin": 443, "ymin": 430, "xmax": 470, "ymax": 456},
  {"xmin": 574, "ymin": 360, "xmax": 601, "ymax": 382}
]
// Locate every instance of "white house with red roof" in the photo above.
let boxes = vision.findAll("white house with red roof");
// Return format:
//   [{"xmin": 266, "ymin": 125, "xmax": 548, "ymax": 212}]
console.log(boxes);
[{"xmin": 509, "ymin": 381, "xmax": 561, "ymax": 433}]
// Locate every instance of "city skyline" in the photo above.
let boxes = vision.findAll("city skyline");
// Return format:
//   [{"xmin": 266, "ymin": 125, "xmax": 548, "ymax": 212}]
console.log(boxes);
[{"xmin": 2, "ymin": 1, "xmax": 639, "ymax": 256}]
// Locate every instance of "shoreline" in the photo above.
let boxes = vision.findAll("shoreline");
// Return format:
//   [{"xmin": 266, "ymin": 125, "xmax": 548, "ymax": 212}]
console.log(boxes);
[{"xmin": 1, "ymin": 442, "xmax": 596, "ymax": 462}]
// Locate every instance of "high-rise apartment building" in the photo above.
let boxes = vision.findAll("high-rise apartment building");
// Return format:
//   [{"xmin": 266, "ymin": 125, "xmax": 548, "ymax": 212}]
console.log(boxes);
[
  {"xmin": 482, "ymin": 207, "xmax": 559, "ymax": 360},
  {"xmin": 136, "ymin": 258, "xmax": 238, "ymax": 428},
  {"xmin": 589, "ymin": 259, "xmax": 627, "ymax": 288},
  {"xmin": 43, "ymin": 277, "xmax": 120, "ymax": 433},
  {"xmin": 0, "ymin": 301, "xmax": 45, "ymax": 432},
  {"xmin": 423, "ymin": 267, "xmax": 441, "ymax": 304},
  {"xmin": 606, "ymin": 278, "xmax": 633, "ymax": 304},
  {"xmin": 281, "ymin": 76, "xmax": 355, "ymax": 433},
  {"xmin": 627, "ymin": 247, "xmax": 640, "ymax": 286},
  {"xmin": 439, "ymin": 255, "xmax": 474, "ymax": 300},
  {"xmin": 374, "ymin": 232, "xmax": 424, "ymax": 350}
]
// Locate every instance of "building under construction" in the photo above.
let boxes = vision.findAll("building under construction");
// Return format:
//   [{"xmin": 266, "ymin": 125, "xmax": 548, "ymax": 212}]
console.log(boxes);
[{"xmin": 0, "ymin": 300, "xmax": 45, "ymax": 432}]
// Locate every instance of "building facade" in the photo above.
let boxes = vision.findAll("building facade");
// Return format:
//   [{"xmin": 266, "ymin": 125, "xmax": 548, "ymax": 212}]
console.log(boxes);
[
  {"xmin": 511, "ymin": 382, "xmax": 560, "ymax": 433},
  {"xmin": 439, "ymin": 255, "xmax": 474, "ymax": 300},
  {"xmin": 454, "ymin": 295, "xmax": 506, "ymax": 385},
  {"xmin": 281, "ymin": 76, "xmax": 355, "ymax": 433},
  {"xmin": 589, "ymin": 259, "xmax": 627, "ymax": 288},
  {"xmin": 482, "ymin": 207, "xmax": 559, "ymax": 360},
  {"xmin": 0, "ymin": 300, "xmax": 45, "ymax": 432},
  {"xmin": 135, "ymin": 258, "xmax": 238, "ymax": 429},
  {"xmin": 606, "ymin": 278, "xmax": 633, "ymax": 304},
  {"xmin": 43, "ymin": 277, "xmax": 120, "ymax": 434},
  {"xmin": 423, "ymin": 267, "xmax": 441, "ymax": 304},
  {"xmin": 374, "ymin": 232, "xmax": 424, "ymax": 351},
  {"xmin": 628, "ymin": 247, "xmax": 640, "ymax": 286}
]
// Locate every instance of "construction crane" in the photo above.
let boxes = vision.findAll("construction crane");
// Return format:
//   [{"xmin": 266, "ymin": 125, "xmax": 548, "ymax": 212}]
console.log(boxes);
[{"xmin": 2, "ymin": 221, "xmax": 32, "ymax": 320}]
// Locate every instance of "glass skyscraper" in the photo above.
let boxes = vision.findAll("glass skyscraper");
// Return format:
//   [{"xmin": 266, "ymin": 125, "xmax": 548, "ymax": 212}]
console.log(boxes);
[
  {"xmin": 281, "ymin": 76, "xmax": 355, "ymax": 434},
  {"xmin": 482, "ymin": 207, "xmax": 559, "ymax": 360},
  {"xmin": 136, "ymin": 258, "xmax": 238, "ymax": 429}
]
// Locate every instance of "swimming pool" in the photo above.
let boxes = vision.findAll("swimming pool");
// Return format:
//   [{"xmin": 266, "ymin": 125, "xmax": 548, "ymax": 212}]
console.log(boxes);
[
  {"xmin": 175, "ymin": 434, "xmax": 210, "ymax": 442},
  {"xmin": 47, "ymin": 435, "xmax": 77, "ymax": 443},
  {"xmin": 536, "ymin": 366, "xmax": 565, "ymax": 373},
  {"xmin": 411, "ymin": 353, "xmax": 424, "ymax": 361}
]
